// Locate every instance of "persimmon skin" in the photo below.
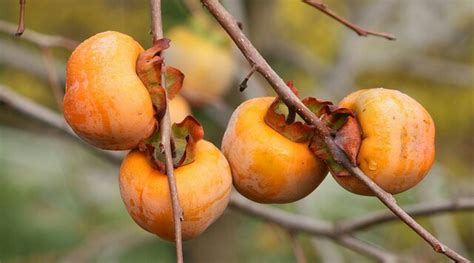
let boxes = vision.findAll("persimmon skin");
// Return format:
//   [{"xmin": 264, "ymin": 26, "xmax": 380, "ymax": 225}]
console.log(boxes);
[
  {"xmin": 222, "ymin": 97, "xmax": 328, "ymax": 204},
  {"xmin": 63, "ymin": 31, "xmax": 155, "ymax": 150},
  {"xmin": 119, "ymin": 140, "xmax": 232, "ymax": 241},
  {"xmin": 169, "ymin": 95, "xmax": 192, "ymax": 124},
  {"xmin": 336, "ymin": 88, "xmax": 435, "ymax": 195},
  {"xmin": 166, "ymin": 27, "xmax": 235, "ymax": 106}
]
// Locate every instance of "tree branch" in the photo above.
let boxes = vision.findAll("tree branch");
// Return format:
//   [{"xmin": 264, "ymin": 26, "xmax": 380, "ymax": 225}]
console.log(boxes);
[
  {"xmin": 149, "ymin": 1, "xmax": 184, "ymax": 262},
  {"xmin": 0, "ymin": 20, "xmax": 78, "ymax": 49},
  {"xmin": 302, "ymin": 0, "xmax": 396, "ymax": 40},
  {"xmin": 15, "ymin": 0, "xmax": 26, "ymax": 36},
  {"xmin": 200, "ymin": 0, "xmax": 468, "ymax": 261},
  {"xmin": 229, "ymin": 193, "xmax": 399, "ymax": 262},
  {"xmin": 338, "ymin": 198, "xmax": 474, "ymax": 233}
]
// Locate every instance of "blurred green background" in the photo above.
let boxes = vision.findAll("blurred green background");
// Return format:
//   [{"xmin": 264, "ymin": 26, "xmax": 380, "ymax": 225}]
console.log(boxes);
[{"xmin": 0, "ymin": 0, "xmax": 473, "ymax": 262}]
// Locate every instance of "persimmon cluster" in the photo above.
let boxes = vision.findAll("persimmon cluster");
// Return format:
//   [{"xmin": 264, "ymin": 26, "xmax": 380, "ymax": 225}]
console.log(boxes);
[{"xmin": 63, "ymin": 30, "xmax": 435, "ymax": 241}]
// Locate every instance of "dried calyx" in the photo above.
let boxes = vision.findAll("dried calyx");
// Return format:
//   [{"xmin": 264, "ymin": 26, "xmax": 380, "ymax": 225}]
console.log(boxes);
[
  {"xmin": 264, "ymin": 81, "xmax": 362, "ymax": 177},
  {"xmin": 136, "ymin": 38, "xmax": 203, "ymax": 173}
]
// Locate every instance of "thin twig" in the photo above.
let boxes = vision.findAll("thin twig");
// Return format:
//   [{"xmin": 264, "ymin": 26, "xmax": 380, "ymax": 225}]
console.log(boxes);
[
  {"xmin": 0, "ymin": 84, "xmax": 122, "ymax": 163},
  {"xmin": 149, "ymin": 1, "xmax": 184, "ymax": 262},
  {"xmin": 15, "ymin": 0, "xmax": 26, "ymax": 36},
  {"xmin": 41, "ymin": 47, "xmax": 63, "ymax": 111},
  {"xmin": 302, "ymin": 0, "xmax": 396, "ymax": 40},
  {"xmin": 0, "ymin": 20, "xmax": 78, "ymax": 49},
  {"xmin": 286, "ymin": 231, "xmax": 308, "ymax": 263},
  {"xmin": 239, "ymin": 65, "xmax": 257, "ymax": 92},
  {"xmin": 338, "ymin": 198, "xmax": 474, "ymax": 233},
  {"xmin": 200, "ymin": 1, "xmax": 468, "ymax": 261}
]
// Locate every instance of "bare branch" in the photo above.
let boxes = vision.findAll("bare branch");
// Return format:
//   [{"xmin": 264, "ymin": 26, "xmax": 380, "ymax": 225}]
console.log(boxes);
[
  {"xmin": 0, "ymin": 20, "xmax": 78, "ymax": 50},
  {"xmin": 338, "ymin": 198, "xmax": 474, "ymax": 233},
  {"xmin": 0, "ymin": 84, "xmax": 122, "ymax": 163},
  {"xmin": 15, "ymin": 0, "xmax": 26, "ymax": 36},
  {"xmin": 149, "ymin": 1, "xmax": 184, "ymax": 262},
  {"xmin": 41, "ymin": 47, "xmax": 63, "ymax": 111},
  {"xmin": 302, "ymin": 0, "xmax": 396, "ymax": 40},
  {"xmin": 200, "ymin": 0, "xmax": 468, "ymax": 261},
  {"xmin": 286, "ymin": 231, "xmax": 308, "ymax": 263},
  {"xmin": 229, "ymin": 194, "xmax": 399, "ymax": 262}
]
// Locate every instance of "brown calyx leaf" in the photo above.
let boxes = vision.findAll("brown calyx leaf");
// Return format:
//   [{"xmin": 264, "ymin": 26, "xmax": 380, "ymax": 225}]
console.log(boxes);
[
  {"xmin": 264, "ymin": 82, "xmax": 314, "ymax": 143},
  {"xmin": 142, "ymin": 116, "xmax": 204, "ymax": 174},
  {"xmin": 136, "ymin": 38, "xmax": 185, "ymax": 121},
  {"xmin": 304, "ymin": 97, "xmax": 362, "ymax": 177}
]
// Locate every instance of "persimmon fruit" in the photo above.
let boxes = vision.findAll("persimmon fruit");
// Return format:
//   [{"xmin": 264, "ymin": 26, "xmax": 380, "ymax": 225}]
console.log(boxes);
[
  {"xmin": 169, "ymin": 95, "xmax": 192, "ymax": 123},
  {"xmin": 336, "ymin": 88, "xmax": 435, "ymax": 195},
  {"xmin": 221, "ymin": 97, "xmax": 328, "ymax": 204},
  {"xmin": 166, "ymin": 26, "xmax": 235, "ymax": 106},
  {"xmin": 119, "ymin": 140, "xmax": 232, "ymax": 241},
  {"xmin": 63, "ymin": 31, "xmax": 155, "ymax": 150}
]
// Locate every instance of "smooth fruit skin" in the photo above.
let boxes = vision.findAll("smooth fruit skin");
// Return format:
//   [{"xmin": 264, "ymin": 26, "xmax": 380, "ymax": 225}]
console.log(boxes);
[
  {"xmin": 119, "ymin": 140, "xmax": 232, "ymax": 241},
  {"xmin": 64, "ymin": 31, "xmax": 155, "ymax": 150},
  {"xmin": 166, "ymin": 27, "xmax": 235, "ymax": 106},
  {"xmin": 222, "ymin": 97, "xmax": 328, "ymax": 204},
  {"xmin": 336, "ymin": 88, "xmax": 435, "ymax": 195},
  {"xmin": 169, "ymin": 95, "xmax": 192, "ymax": 123}
]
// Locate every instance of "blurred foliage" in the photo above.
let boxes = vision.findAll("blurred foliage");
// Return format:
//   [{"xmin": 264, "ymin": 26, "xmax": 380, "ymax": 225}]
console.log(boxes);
[{"xmin": 0, "ymin": 0, "xmax": 473, "ymax": 262}]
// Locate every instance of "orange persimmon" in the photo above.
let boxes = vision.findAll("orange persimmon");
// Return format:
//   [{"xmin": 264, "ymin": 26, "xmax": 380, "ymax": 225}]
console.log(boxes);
[
  {"xmin": 119, "ymin": 140, "xmax": 232, "ymax": 241},
  {"xmin": 169, "ymin": 95, "xmax": 192, "ymax": 124},
  {"xmin": 336, "ymin": 88, "xmax": 435, "ymax": 195},
  {"xmin": 63, "ymin": 31, "xmax": 155, "ymax": 150},
  {"xmin": 166, "ymin": 26, "xmax": 235, "ymax": 106},
  {"xmin": 222, "ymin": 97, "xmax": 328, "ymax": 204}
]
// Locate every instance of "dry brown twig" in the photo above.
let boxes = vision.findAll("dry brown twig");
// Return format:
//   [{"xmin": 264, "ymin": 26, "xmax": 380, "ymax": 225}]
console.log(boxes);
[
  {"xmin": 302, "ymin": 0, "xmax": 396, "ymax": 40},
  {"xmin": 15, "ymin": 0, "xmax": 26, "ymax": 36},
  {"xmin": 0, "ymin": 20, "xmax": 78, "ymax": 49},
  {"xmin": 200, "ymin": 0, "xmax": 469, "ymax": 261},
  {"xmin": 149, "ymin": 0, "xmax": 184, "ymax": 262}
]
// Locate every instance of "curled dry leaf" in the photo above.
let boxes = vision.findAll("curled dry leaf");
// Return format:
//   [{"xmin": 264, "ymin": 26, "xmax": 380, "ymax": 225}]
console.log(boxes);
[
  {"xmin": 136, "ymin": 38, "xmax": 185, "ymax": 121},
  {"xmin": 263, "ymin": 81, "xmax": 362, "ymax": 176},
  {"xmin": 264, "ymin": 81, "xmax": 313, "ymax": 143},
  {"xmin": 305, "ymin": 98, "xmax": 362, "ymax": 177},
  {"xmin": 144, "ymin": 116, "xmax": 204, "ymax": 173},
  {"xmin": 136, "ymin": 38, "xmax": 201, "ymax": 173}
]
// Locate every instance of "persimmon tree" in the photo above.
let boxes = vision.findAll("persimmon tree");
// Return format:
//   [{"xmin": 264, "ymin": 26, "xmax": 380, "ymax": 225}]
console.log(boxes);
[{"xmin": 0, "ymin": 0, "xmax": 473, "ymax": 262}]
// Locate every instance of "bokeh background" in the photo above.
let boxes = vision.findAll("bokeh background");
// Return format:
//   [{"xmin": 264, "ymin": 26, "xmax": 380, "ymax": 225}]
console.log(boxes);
[{"xmin": 0, "ymin": 0, "xmax": 473, "ymax": 262}]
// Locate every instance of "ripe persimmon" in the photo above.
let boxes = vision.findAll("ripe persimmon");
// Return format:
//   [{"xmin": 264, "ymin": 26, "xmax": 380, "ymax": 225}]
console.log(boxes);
[
  {"xmin": 221, "ymin": 97, "xmax": 328, "ymax": 204},
  {"xmin": 63, "ymin": 31, "xmax": 155, "ymax": 150},
  {"xmin": 169, "ymin": 95, "xmax": 192, "ymax": 123},
  {"xmin": 119, "ymin": 140, "xmax": 232, "ymax": 241},
  {"xmin": 166, "ymin": 26, "xmax": 235, "ymax": 106},
  {"xmin": 336, "ymin": 88, "xmax": 435, "ymax": 195}
]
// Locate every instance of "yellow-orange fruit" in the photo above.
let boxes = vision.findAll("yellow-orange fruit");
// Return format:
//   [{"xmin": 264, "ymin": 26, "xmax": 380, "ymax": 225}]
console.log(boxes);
[
  {"xmin": 336, "ymin": 88, "xmax": 435, "ymax": 195},
  {"xmin": 166, "ymin": 27, "xmax": 235, "ymax": 106},
  {"xmin": 119, "ymin": 140, "xmax": 232, "ymax": 241},
  {"xmin": 222, "ymin": 97, "xmax": 328, "ymax": 204},
  {"xmin": 169, "ymin": 95, "xmax": 192, "ymax": 123},
  {"xmin": 63, "ymin": 31, "xmax": 155, "ymax": 150}
]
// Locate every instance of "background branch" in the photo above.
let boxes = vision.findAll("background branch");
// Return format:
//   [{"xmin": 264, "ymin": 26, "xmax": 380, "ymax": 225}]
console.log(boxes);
[
  {"xmin": 0, "ymin": 20, "xmax": 78, "ymax": 49},
  {"xmin": 302, "ymin": 0, "xmax": 396, "ymax": 40}
]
